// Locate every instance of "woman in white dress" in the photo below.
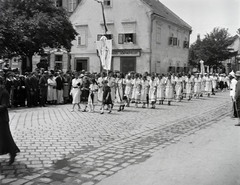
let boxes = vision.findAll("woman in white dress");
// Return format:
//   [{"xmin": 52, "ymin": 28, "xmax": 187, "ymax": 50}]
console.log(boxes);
[
  {"xmin": 156, "ymin": 75, "xmax": 165, "ymax": 105},
  {"xmin": 193, "ymin": 74, "xmax": 201, "ymax": 98},
  {"xmin": 88, "ymin": 79, "xmax": 98, "ymax": 112},
  {"xmin": 140, "ymin": 76, "xmax": 149, "ymax": 108},
  {"xmin": 124, "ymin": 75, "xmax": 133, "ymax": 107},
  {"xmin": 70, "ymin": 73, "xmax": 82, "ymax": 112},
  {"xmin": 97, "ymin": 72, "xmax": 106, "ymax": 104},
  {"xmin": 47, "ymin": 74, "xmax": 57, "ymax": 104},
  {"xmin": 175, "ymin": 74, "xmax": 183, "ymax": 102},
  {"xmin": 165, "ymin": 74, "xmax": 174, "ymax": 105},
  {"xmin": 149, "ymin": 75, "xmax": 157, "ymax": 108},
  {"xmin": 185, "ymin": 74, "xmax": 193, "ymax": 101},
  {"xmin": 205, "ymin": 73, "xmax": 213, "ymax": 97},
  {"xmin": 115, "ymin": 73, "xmax": 125, "ymax": 111}
]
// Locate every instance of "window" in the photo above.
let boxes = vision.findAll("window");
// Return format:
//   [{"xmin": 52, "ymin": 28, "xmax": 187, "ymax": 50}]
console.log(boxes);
[
  {"xmin": 55, "ymin": 55, "xmax": 62, "ymax": 62},
  {"xmin": 104, "ymin": 0, "xmax": 111, "ymax": 7},
  {"xmin": 97, "ymin": 34, "xmax": 113, "ymax": 41},
  {"xmin": 118, "ymin": 33, "xmax": 136, "ymax": 44},
  {"xmin": 156, "ymin": 27, "xmax": 161, "ymax": 44},
  {"xmin": 183, "ymin": 40, "xmax": 189, "ymax": 48},
  {"xmin": 77, "ymin": 30, "xmax": 86, "ymax": 46},
  {"xmin": 169, "ymin": 37, "xmax": 178, "ymax": 46},
  {"xmin": 69, "ymin": 0, "xmax": 77, "ymax": 12},
  {"xmin": 55, "ymin": 55, "xmax": 63, "ymax": 70}
]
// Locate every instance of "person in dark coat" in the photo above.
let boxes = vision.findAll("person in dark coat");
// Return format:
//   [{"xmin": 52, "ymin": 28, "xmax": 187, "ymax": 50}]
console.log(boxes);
[
  {"xmin": 19, "ymin": 75, "xmax": 26, "ymax": 107},
  {"xmin": 39, "ymin": 71, "xmax": 48, "ymax": 107},
  {"xmin": 25, "ymin": 72, "xmax": 33, "ymax": 107},
  {"xmin": 234, "ymin": 71, "xmax": 240, "ymax": 126},
  {"xmin": 0, "ymin": 77, "xmax": 20, "ymax": 165},
  {"xmin": 101, "ymin": 80, "xmax": 112, "ymax": 114},
  {"xmin": 30, "ymin": 72, "xmax": 39, "ymax": 106}
]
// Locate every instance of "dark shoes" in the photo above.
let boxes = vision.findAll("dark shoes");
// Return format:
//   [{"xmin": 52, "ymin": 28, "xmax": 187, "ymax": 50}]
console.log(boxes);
[
  {"xmin": 9, "ymin": 153, "xmax": 16, "ymax": 165},
  {"xmin": 235, "ymin": 123, "xmax": 240, "ymax": 126}
]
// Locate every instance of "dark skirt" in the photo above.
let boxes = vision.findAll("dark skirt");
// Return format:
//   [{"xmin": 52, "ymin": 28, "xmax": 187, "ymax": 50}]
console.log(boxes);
[
  {"xmin": 0, "ymin": 121, "xmax": 20, "ymax": 155},
  {"xmin": 102, "ymin": 94, "xmax": 112, "ymax": 105},
  {"xmin": 81, "ymin": 89, "xmax": 89, "ymax": 103}
]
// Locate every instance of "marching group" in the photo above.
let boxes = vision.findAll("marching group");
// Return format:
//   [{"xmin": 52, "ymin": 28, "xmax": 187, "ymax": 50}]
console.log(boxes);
[{"xmin": 0, "ymin": 68, "xmax": 231, "ymax": 113}]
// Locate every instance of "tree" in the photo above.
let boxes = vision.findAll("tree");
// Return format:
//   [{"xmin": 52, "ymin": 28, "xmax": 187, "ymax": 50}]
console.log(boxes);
[
  {"xmin": 189, "ymin": 28, "xmax": 235, "ymax": 70},
  {"xmin": 0, "ymin": 0, "xmax": 78, "ymax": 71}
]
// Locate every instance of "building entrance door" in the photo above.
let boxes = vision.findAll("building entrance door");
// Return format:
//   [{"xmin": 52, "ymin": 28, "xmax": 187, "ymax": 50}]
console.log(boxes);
[
  {"xmin": 120, "ymin": 57, "xmax": 136, "ymax": 73},
  {"xmin": 76, "ymin": 59, "xmax": 88, "ymax": 72}
]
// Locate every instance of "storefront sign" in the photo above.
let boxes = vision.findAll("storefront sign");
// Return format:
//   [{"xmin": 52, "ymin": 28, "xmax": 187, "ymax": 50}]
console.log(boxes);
[{"xmin": 112, "ymin": 49, "xmax": 141, "ymax": 57}]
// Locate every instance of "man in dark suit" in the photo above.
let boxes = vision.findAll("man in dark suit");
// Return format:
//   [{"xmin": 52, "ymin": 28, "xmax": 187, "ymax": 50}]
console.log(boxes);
[
  {"xmin": 55, "ymin": 71, "xmax": 64, "ymax": 104},
  {"xmin": 39, "ymin": 71, "xmax": 48, "ymax": 107},
  {"xmin": 30, "ymin": 72, "xmax": 39, "ymax": 106},
  {"xmin": 25, "ymin": 72, "xmax": 33, "ymax": 107}
]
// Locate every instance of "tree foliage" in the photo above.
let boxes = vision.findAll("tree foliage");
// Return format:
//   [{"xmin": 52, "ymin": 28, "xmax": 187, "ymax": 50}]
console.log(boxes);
[
  {"xmin": 0, "ymin": 0, "xmax": 78, "ymax": 70},
  {"xmin": 189, "ymin": 28, "xmax": 235, "ymax": 69}
]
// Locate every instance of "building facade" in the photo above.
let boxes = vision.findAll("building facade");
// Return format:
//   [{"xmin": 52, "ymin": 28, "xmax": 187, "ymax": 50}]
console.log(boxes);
[
  {"xmin": 69, "ymin": 0, "xmax": 192, "ymax": 74},
  {"xmin": 221, "ymin": 35, "xmax": 240, "ymax": 74}
]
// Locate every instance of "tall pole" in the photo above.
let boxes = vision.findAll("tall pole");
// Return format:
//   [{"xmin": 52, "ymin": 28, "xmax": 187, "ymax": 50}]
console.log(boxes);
[
  {"xmin": 95, "ymin": 0, "xmax": 109, "ymax": 73},
  {"xmin": 95, "ymin": 0, "xmax": 108, "ymax": 34}
]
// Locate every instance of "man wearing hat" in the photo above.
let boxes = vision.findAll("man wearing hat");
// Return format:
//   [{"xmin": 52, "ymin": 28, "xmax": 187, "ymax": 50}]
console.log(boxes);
[
  {"xmin": 234, "ymin": 71, "xmax": 240, "ymax": 126},
  {"xmin": 229, "ymin": 72, "xmax": 237, "ymax": 118},
  {"xmin": 39, "ymin": 71, "xmax": 48, "ymax": 107}
]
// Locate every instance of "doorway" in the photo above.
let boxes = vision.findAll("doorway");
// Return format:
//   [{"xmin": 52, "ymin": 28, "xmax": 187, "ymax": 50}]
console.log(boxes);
[
  {"xmin": 75, "ymin": 59, "xmax": 88, "ymax": 72},
  {"xmin": 120, "ymin": 57, "xmax": 136, "ymax": 74}
]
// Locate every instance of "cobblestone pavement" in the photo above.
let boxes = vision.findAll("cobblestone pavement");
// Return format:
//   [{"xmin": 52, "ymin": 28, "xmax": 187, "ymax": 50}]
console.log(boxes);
[{"xmin": 0, "ymin": 91, "xmax": 232, "ymax": 185}]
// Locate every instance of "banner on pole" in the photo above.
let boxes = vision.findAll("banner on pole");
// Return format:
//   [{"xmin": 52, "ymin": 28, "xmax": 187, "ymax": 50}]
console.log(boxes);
[
  {"xmin": 199, "ymin": 60, "xmax": 205, "ymax": 75},
  {"xmin": 96, "ymin": 36, "xmax": 112, "ymax": 70}
]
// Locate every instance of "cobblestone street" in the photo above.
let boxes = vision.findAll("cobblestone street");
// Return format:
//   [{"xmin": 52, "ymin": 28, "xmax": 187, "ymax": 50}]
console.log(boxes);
[{"xmin": 0, "ymin": 92, "xmax": 232, "ymax": 185}]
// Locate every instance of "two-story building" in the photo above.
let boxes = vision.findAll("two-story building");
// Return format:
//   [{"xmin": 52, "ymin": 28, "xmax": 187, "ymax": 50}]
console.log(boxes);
[{"xmin": 69, "ymin": 0, "xmax": 192, "ymax": 74}]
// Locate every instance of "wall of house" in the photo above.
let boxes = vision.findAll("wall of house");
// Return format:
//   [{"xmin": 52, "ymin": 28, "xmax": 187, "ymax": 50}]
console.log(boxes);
[
  {"xmin": 69, "ymin": 0, "xmax": 152, "ymax": 73},
  {"xmin": 151, "ymin": 17, "xmax": 190, "ymax": 74}
]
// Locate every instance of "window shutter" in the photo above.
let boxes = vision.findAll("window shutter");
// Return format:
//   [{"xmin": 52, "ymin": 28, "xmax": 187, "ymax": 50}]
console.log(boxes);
[
  {"xmin": 118, "ymin": 34, "xmax": 124, "ymax": 44},
  {"xmin": 132, "ymin": 33, "xmax": 136, "ymax": 44},
  {"xmin": 169, "ymin": 37, "xmax": 173, "ymax": 45}
]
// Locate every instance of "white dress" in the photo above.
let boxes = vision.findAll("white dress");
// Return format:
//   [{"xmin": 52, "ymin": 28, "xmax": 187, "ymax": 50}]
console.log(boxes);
[{"xmin": 71, "ymin": 78, "xmax": 82, "ymax": 104}]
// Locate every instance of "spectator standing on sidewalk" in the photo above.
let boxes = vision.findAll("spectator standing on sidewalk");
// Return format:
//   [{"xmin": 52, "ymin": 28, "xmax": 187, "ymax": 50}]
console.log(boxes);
[
  {"xmin": 0, "ymin": 77, "xmax": 20, "ymax": 165},
  {"xmin": 230, "ymin": 72, "xmax": 238, "ymax": 118},
  {"xmin": 39, "ymin": 71, "xmax": 48, "ymax": 107},
  {"xmin": 55, "ymin": 71, "xmax": 64, "ymax": 104},
  {"xmin": 234, "ymin": 71, "xmax": 240, "ymax": 126}
]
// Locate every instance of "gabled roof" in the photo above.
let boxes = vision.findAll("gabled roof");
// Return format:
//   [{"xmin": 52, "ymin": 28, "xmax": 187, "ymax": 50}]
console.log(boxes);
[{"xmin": 142, "ymin": 0, "xmax": 192, "ymax": 30}]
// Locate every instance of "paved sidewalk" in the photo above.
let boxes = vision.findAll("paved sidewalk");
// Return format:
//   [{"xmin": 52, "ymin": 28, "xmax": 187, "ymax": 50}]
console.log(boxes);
[
  {"xmin": 97, "ymin": 117, "xmax": 240, "ymax": 185},
  {"xmin": 0, "ymin": 91, "xmax": 235, "ymax": 184}
]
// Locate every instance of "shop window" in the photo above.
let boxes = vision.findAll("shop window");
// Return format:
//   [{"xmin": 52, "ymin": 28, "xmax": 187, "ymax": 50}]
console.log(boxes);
[
  {"xmin": 97, "ymin": 34, "xmax": 113, "ymax": 41},
  {"xmin": 118, "ymin": 33, "xmax": 136, "ymax": 44}
]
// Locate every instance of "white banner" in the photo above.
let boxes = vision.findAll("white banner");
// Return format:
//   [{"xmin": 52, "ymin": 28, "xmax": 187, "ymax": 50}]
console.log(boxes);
[
  {"xmin": 200, "ymin": 60, "xmax": 205, "ymax": 75},
  {"xmin": 96, "ymin": 36, "xmax": 112, "ymax": 70}
]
